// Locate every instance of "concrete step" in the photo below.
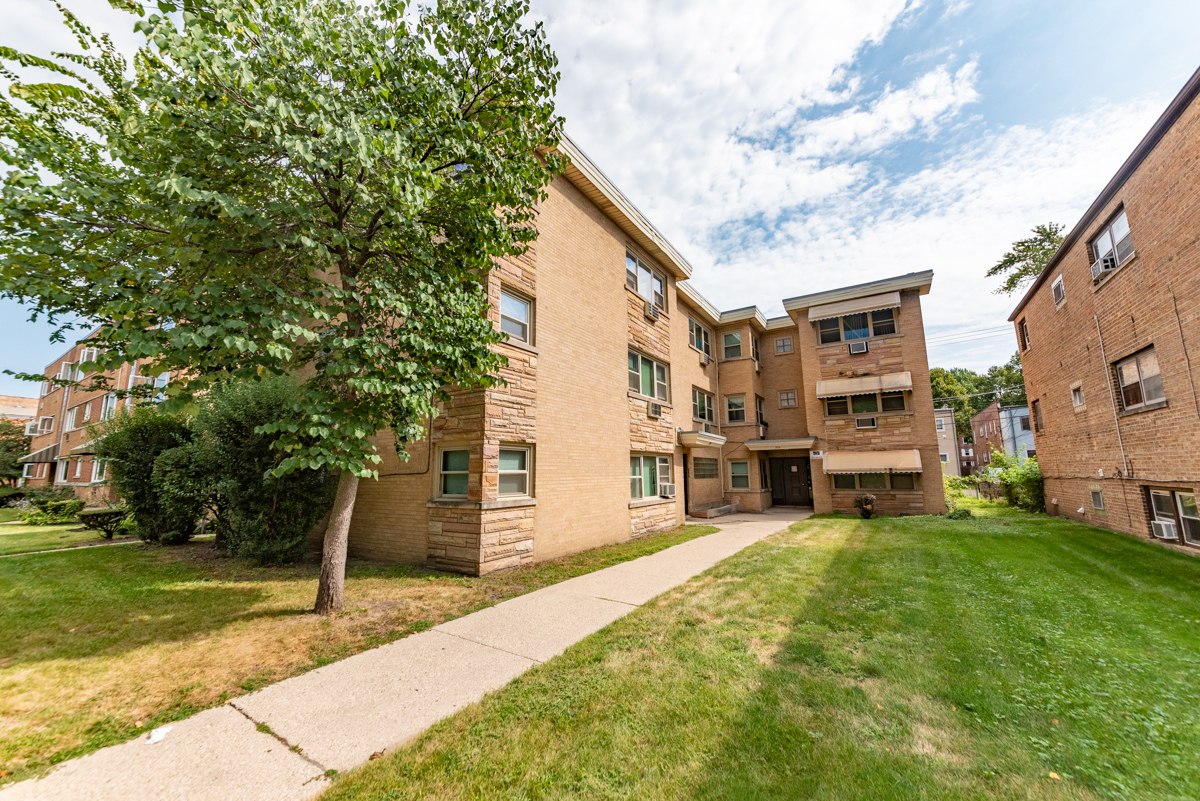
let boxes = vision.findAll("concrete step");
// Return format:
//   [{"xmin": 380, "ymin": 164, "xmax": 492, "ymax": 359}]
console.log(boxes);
[{"xmin": 691, "ymin": 503, "xmax": 738, "ymax": 519}]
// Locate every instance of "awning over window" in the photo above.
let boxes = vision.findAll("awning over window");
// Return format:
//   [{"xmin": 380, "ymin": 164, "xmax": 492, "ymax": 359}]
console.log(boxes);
[
  {"xmin": 808, "ymin": 291, "xmax": 901, "ymax": 322},
  {"xmin": 18, "ymin": 443, "xmax": 59, "ymax": 464},
  {"xmin": 823, "ymin": 449, "xmax": 923, "ymax": 474},
  {"xmin": 678, "ymin": 430, "xmax": 727, "ymax": 449},
  {"xmin": 745, "ymin": 437, "xmax": 817, "ymax": 452},
  {"xmin": 815, "ymin": 371, "xmax": 912, "ymax": 398}
]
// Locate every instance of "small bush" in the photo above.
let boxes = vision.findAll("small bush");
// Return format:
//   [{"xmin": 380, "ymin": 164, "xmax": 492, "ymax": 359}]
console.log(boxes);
[
  {"xmin": 78, "ymin": 508, "xmax": 129, "ymax": 539},
  {"xmin": 984, "ymin": 451, "xmax": 1045, "ymax": 513},
  {"xmin": 20, "ymin": 498, "xmax": 85, "ymax": 525},
  {"xmin": 854, "ymin": 494, "xmax": 877, "ymax": 519},
  {"xmin": 947, "ymin": 507, "xmax": 973, "ymax": 520}
]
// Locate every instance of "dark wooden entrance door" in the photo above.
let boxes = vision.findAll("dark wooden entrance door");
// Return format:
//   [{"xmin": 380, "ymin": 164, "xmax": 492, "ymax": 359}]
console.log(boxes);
[{"xmin": 770, "ymin": 457, "xmax": 811, "ymax": 506}]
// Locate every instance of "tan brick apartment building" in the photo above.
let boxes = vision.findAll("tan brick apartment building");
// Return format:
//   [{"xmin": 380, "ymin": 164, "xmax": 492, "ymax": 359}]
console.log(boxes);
[
  {"xmin": 0, "ymin": 396, "xmax": 37, "ymax": 421},
  {"xmin": 347, "ymin": 136, "xmax": 946, "ymax": 575},
  {"xmin": 1009, "ymin": 66, "xmax": 1200, "ymax": 550},
  {"xmin": 935, "ymin": 407, "xmax": 961, "ymax": 476}
]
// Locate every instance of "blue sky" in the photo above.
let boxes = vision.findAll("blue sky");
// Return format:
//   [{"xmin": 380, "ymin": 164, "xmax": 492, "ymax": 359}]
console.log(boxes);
[{"xmin": 4, "ymin": 0, "xmax": 1200, "ymax": 396}]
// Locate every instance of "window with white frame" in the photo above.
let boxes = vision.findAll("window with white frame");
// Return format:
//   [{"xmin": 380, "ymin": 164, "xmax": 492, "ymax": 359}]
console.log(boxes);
[
  {"xmin": 692, "ymin": 388, "xmax": 714, "ymax": 423},
  {"xmin": 38, "ymin": 416, "xmax": 54, "ymax": 435},
  {"xmin": 498, "ymin": 447, "xmax": 531, "ymax": 497},
  {"xmin": 779, "ymin": 390, "xmax": 797, "ymax": 408},
  {"xmin": 628, "ymin": 351, "xmax": 669, "ymax": 401},
  {"xmin": 67, "ymin": 406, "xmax": 80, "ymax": 431},
  {"xmin": 726, "ymin": 395, "xmax": 746, "ymax": 423},
  {"xmin": 499, "ymin": 289, "xmax": 531, "ymax": 343},
  {"xmin": 24, "ymin": 420, "xmax": 37, "ymax": 436},
  {"xmin": 92, "ymin": 459, "xmax": 107, "ymax": 483},
  {"xmin": 625, "ymin": 253, "xmax": 665, "ymax": 310},
  {"xmin": 723, "ymin": 332, "xmax": 742, "ymax": 359},
  {"xmin": 74, "ymin": 458, "xmax": 83, "ymax": 478},
  {"xmin": 100, "ymin": 393, "xmax": 118, "ymax": 421},
  {"xmin": 1071, "ymin": 385, "xmax": 1084, "ymax": 407},
  {"xmin": 1052, "ymin": 275, "xmax": 1066, "ymax": 306},
  {"xmin": 755, "ymin": 395, "xmax": 765, "ymax": 425},
  {"xmin": 940, "ymin": 453, "xmax": 949, "ymax": 463},
  {"xmin": 439, "ymin": 448, "xmax": 470, "ymax": 497},
  {"xmin": 1090, "ymin": 209, "xmax": 1133, "ymax": 272},
  {"xmin": 730, "ymin": 460, "xmax": 750, "ymax": 489},
  {"xmin": 1091, "ymin": 489, "xmax": 1104, "ymax": 510},
  {"xmin": 40, "ymin": 381, "xmax": 52, "ymax": 396},
  {"xmin": 1116, "ymin": 348, "xmax": 1165, "ymax": 411},
  {"xmin": 1178, "ymin": 492, "xmax": 1199, "ymax": 545},
  {"xmin": 630, "ymin": 454, "xmax": 672, "ymax": 499},
  {"xmin": 817, "ymin": 308, "xmax": 897, "ymax": 344},
  {"xmin": 689, "ymin": 318, "xmax": 711, "ymax": 357},
  {"xmin": 775, "ymin": 337, "xmax": 793, "ymax": 354},
  {"xmin": 936, "ymin": 418, "xmax": 945, "ymax": 432}
]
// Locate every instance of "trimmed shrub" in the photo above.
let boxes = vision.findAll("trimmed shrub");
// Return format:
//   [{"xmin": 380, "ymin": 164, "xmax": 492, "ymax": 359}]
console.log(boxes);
[
  {"xmin": 78, "ymin": 508, "xmax": 129, "ymax": 539},
  {"xmin": 94, "ymin": 405, "xmax": 198, "ymax": 543},
  {"xmin": 20, "ymin": 498, "xmax": 85, "ymax": 525},
  {"xmin": 854, "ymin": 493, "xmax": 877, "ymax": 519}
]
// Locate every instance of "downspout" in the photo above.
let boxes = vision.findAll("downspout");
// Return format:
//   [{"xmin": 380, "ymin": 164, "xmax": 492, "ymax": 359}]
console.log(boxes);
[
  {"xmin": 1168, "ymin": 282, "xmax": 1200, "ymax": 421},
  {"xmin": 1094, "ymin": 315, "xmax": 1130, "ymax": 476}
]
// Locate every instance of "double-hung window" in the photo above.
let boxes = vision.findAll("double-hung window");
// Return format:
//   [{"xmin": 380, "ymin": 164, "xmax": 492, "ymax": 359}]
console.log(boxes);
[
  {"xmin": 689, "ymin": 319, "xmax": 711, "ymax": 357},
  {"xmin": 498, "ymin": 448, "xmax": 531, "ymax": 497},
  {"xmin": 871, "ymin": 308, "xmax": 896, "ymax": 336},
  {"xmin": 851, "ymin": 394, "xmax": 878, "ymax": 414},
  {"xmin": 775, "ymin": 337, "xmax": 793, "ymax": 354},
  {"xmin": 100, "ymin": 393, "xmax": 118, "ymax": 421},
  {"xmin": 1091, "ymin": 209, "xmax": 1134, "ymax": 273},
  {"xmin": 842, "ymin": 313, "xmax": 870, "ymax": 340},
  {"xmin": 628, "ymin": 351, "xmax": 669, "ymax": 401},
  {"xmin": 630, "ymin": 454, "xmax": 671, "ymax": 499},
  {"xmin": 818, "ymin": 308, "xmax": 897, "ymax": 344},
  {"xmin": 752, "ymin": 336, "xmax": 761, "ymax": 362},
  {"xmin": 726, "ymin": 395, "xmax": 746, "ymax": 423},
  {"xmin": 1030, "ymin": 402, "xmax": 1043, "ymax": 433},
  {"xmin": 730, "ymin": 461, "xmax": 750, "ymax": 489},
  {"xmin": 935, "ymin": 418, "xmax": 945, "ymax": 432},
  {"xmin": 625, "ymin": 253, "xmax": 665, "ymax": 310},
  {"xmin": 692, "ymin": 388, "xmax": 714, "ymax": 423},
  {"xmin": 755, "ymin": 396, "xmax": 765, "ymax": 425},
  {"xmin": 1116, "ymin": 348, "xmax": 1165, "ymax": 411},
  {"xmin": 1018, "ymin": 319, "xmax": 1030, "ymax": 351},
  {"xmin": 499, "ymin": 289, "xmax": 531, "ymax": 343},
  {"xmin": 881, "ymin": 392, "xmax": 905, "ymax": 412},
  {"xmin": 92, "ymin": 459, "xmax": 107, "ymax": 483},
  {"xmin": 439, "ymin": 449, "xmax": 470, "ymax": 497},
  {"xmin": 1052, "ymin": 276, "xmax": 1066, "ymax": 306},
  {"xmin": 723, "ymin": 332, "xmax": 742, "ymax": 359},
  {"xmin": 66, "ymin": 406, "xmax": 80, "ymax": 431},
  {"xmin": 1178, "ymin": 493, "xmax": 1200, "ymax": 545}
]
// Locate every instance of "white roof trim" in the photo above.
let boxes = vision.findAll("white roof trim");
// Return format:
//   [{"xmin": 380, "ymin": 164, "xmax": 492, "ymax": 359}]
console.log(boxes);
[
  {"xmin": 783, "ymin": 271, "xmax": 933, "ymax": 312},
  {"xmin": 676, "ymin": 282, "xmax": 721, "ymax": 326}
]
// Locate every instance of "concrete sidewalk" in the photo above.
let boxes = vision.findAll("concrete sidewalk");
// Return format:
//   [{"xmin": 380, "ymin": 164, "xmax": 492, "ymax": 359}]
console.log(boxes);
[{"xmin": 1, "ymin": 508, "xmax": 809, "ymax": 800}]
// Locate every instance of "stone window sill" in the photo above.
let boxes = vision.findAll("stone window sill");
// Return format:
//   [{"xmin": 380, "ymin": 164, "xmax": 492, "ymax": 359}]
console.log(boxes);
[
  {"xmin": 1117, "ymin": 398, "xmax": 1168, "ymax": 418},
  {"xmin": 427, "ymin": 497, "xmax": 538, "ymax": 510},
  {"xmin": 630, "ymin": 496, "xmax": 675, "ymax": 509},
  {"xmin": 496, "ymin": 338, "xmax": 539, "ymax": 356}
]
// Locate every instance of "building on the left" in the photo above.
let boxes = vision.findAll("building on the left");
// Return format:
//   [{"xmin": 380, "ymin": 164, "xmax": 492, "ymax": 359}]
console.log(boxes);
[
  {"xmin": 0, "ymin": 396, "xmax": 37, "ymax": 421},
  {"xmin": 17, "ymin": 334, "xmax": 166, "ymax": 504}
]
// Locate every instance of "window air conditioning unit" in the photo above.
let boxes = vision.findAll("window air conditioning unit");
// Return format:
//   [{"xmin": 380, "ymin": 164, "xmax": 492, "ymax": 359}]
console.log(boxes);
[
  {"xmin": 659, "ymin": 483, "xmax": 676, "ymax": 499},
  {"xmin": 647, "ymin": 401, "xmax": 663, "ymax": 419},
  {"xmin": 701, "ymin": 353, "xmax": 711, "ymax": 365},
  {"xmin": 24, "ymin": 421, "xmax": 38, "ymax": 436},
  {"xmin": 1090, "ymin": 254, "xmax": 1118, "ymax": 282},
  {"xmin": 758, "ymin": 425, "xmax": 766, "ymax": 439},
  {"xmin": 856, "ymin": 417, "xmax": 877, "ymax": 429},
  {"xmin": 1152, "ymin": 520, "xmax": 1177, "ymax": 540},
  {"xmin": 754, "ymin": 359, "xmax": 762, "ymax": 373},
  {"xmin": 702, "ymin": 422, "xmax": 712, "ymax": 433},
  {"xmin": 644, "ymin": 300, "xmax": 660, "ymax": 321},
  {"xmin": 848, "ymin": 341, "xmax": 869, "ymax": 355}
]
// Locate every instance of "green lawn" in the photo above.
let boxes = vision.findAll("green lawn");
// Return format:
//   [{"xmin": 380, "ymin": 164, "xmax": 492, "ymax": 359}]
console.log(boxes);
[
  {"xmin": 0, "ymin": 507, "xmax": 22, "ymax": 523},
  {"xmin": 0, "ymin": 522, "xmax": 136, "ymax": 556},
  {"xmin": 324, "ymin": 501, "xmax": 1200, "ymax": 801},
  {"xmin": 0, "ymin": 523, "xmax": 716, "ymax": 781}
]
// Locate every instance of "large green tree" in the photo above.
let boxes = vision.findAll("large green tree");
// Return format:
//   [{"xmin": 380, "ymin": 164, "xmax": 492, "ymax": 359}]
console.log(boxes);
[
  {"xmin": 931, "ymin": 354, "xmax": 1027, "ymax": 440},
  {"xmin": 986, "ymin": 222, "xmax": 1066, "ymax": 295},
  {"xmin": 0, "ymin": 418, "xmax": 31, "ymax": 486},
  {"xmin": 0, "ymin": 0, "xmax": 563, "ymax": 612}
]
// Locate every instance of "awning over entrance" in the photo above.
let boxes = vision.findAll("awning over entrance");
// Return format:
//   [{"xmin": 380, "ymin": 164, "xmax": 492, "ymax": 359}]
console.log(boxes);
[
  {"xmin": 823, "ymin": 449, "xmax": 923, "ymax": 474},
  {"xmin": 678, "ymin": 430, "xmax": 727, "ymax": 448},
  {"xmin": 18, "ymin": 443, "xmax": 59, "ymax": 464},
  {"xmin": 807, "ymin": 291, "xmax": 901, "ymax": 322},
  {"xmin": 815, "ymin": 371, "xmax": 912, "ymax": 398},
  {"xmin": 745, "ymin": 437, "xmax": 817, "ymax": 452}
]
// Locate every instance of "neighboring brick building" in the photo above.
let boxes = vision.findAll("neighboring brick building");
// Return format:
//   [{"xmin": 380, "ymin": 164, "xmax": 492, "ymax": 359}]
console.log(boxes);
[
  {"xmin": 1009, "ymin": 66, "xmax": 1200, "ymax": 550},
  {"xmin": 959, "ymin": 437, "xmax": 976, "ymax": 475},
  {"xmin": 970, "ymin": 402, "xmax": 1035, "ymax": 469},
  {"xmin": 0, "ymin": 396, "xmax": 37, "ymax": 421},
  {"xmin": 18, "ymin": 336, "xmax": 153, "ymax": 504},
  {"xmin": 347, "ymin": 135, "xmax": 946, "ymax": 574},
  {"xmin": 934, "ymin": 407, "xmax": 961, "ymax": 476}
]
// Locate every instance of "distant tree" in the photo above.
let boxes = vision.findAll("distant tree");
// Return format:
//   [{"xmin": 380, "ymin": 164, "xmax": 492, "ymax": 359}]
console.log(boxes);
[
  {"xmin": 929, "ymin": 368, "xmax": 971, "ymax": 439},
  {"xmin": 986, "ymin": 223, "xmax": 1066, "ymax": 295},
  {"xmin": 0, "ymin": 418, "xmax": 31, "ymax": 486},
  {"xmin": 931, "ymin": 353, "xmax": 1028, "ymax": 439},
  {"xmin": 0, "ymin": 0, "xmax": 563, "ymax": 613}
]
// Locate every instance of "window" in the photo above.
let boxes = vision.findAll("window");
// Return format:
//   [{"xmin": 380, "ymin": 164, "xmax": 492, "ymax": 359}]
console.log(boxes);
[
  {"xmin": 58, "ymin": 362, "xmax": 81, "ymax": 382},
  {"xmin": 74, "ymin": 458, "xmax": 82, "ymax": 478},
  {"xmin": 692, "ymin": 457, "xmax": 718, "ymax": 479},
  {"xmin": 1018, "ymin": 319, "xmax": 1030, "ymax": 351},
  {"xmin": 832, "ymin": 474, "xmax": 856, "ymax": 489},
  {"xmin": 871, "ymin": 308, "xmax": 896, "ymax": 336},
  {"xmin": 499, "ymin": 289, "xmax": 531, "ymax": 343},
  {"xmin": 859, "ymin": 473, "xmax": 887, "ymax": 489},
  {"xmin": 891, "ymin": 473, "xmax": 915, "ymax": 490},
  {"xmin": 1116, "ymin": 349, "xmax": 1165, "ymax": 411},
  {"xmin": 1151, "ymin": 490, "xmax": 1179, "ymax": 540},
  {"xmin": 1019, "ymin": 415, "xmax": 1031, "ymax": 432},
  {"xmin": 1178, "ymin": 493, "xmax": 1200, "ymax": 545},
  {"xmin": 842, "ymin": 313, "xmax": 870, "ymax": 340},
  {"xmin": 630, "ymin": 454, "xmax": 672, "ymax": 499},
  {"xmin": 935, "ymin": 418, "xmax": 945, "ymax": 432},
  {"xmin": 692, "ymin": 388, "xmax": 715, "ymax": 423},
  {"xmin": 40, "ymin": 381, "xmax": 52, "ymax": 397},
  {"xmin": 23, "ymin": 463, "xmax": 36, "ymax": 479},
  {"xmin": 628, "ymin": 351, "xmax": 669, "ymax": 401},
  {"xmin": 498, "ymin": 448, "xmax": 530, "ymax": 496},
  {"xmin": 779, "ymin": 390, "xmax": 797, "ymax": 408},
  {"xmin": 625, "ymin": 253, "xmax": 665, "ymax": 309},
  {"xmin": 723, "ymin": 332, "xmax": 742, "ymax": 359},
  {"xmin": 962, "ymin": 448, "xmax": 973, "ymax": 457},
  {"xmin": 1071, "ymin": 386, "xmax": 1084, "ymax": 407},
  {"xmin": 82, "ymin": 401, "xmax": 92, "ymax": 423},
  {"xmin": 881, "ymin": 392, "xmax": 905, "ymax": 412},
  {"xmin": 92, "ymin": 459, "xmax": 107, "ymax": 483},
  {"xmin": 100, "ymin": 393, "xmax": 118, "ymax": 421},
  {"xmin": 67, "ymin": 406, "xmax": 80, "ymax": 431},
  {"xmin": 1091, "ymin": 490, "xmax": 1105, "ymax": 510},
  {"xmin": 439, "ymin": 449, "xmax": 470, "ymax": 497},
  {"xmin": 831, "ymin": 473, "xmax": 916, "ymax": 490},
  {"xmin": 1052, "ymin": 275, "xmax": 1066, "ymax": 306},
  {"xmin": 759, "ymin": 459, "xmax": 770, "ymax": 489},
  {"xmin": 1027, "ymin": 449, "xmax": 1036, "ymax": 458},
  {"xmin": 851, "ymin": 394, "xmax": 878, "ymax": 414},
  {"xmin": 689, "ymin": 319, "xmax": 711, "ymax": 357},
  {"xmin": 726, "ymin": 395, "xmax": 746, "ymax": 423},
  {"xmin": 38, "ymin": 416, "xmax": 54, "ymax": 435},
  {"xmin": 752, "ymin": 336, "xmax": 761, "ymax": 362},
  {"xmin": 1031, "ymin": 402, "xmax": 1043, "ymax": 433},
  {"xmin": 1090, "ymin": 209, "xmax": 1133, "ymax": 270},
  {"xmin": 775, "ymin": 337, "xmax": 793, "ymax": 354},
  {"xmin": 818, "ymin": 318, "xmax": 841, "ymax": 344},
  {"xmin": 940, "ymin": 453, "xmax": 949, "ymax": 463},
  {"xmin": 755, "ymin": 396, "xmax": 765, "ymax": 425},
  {"xmin": 730, "ymin": 461, "xmax": 750, "ymax": 489},
  {"xmin": 825, "ymin": 396, "xmax": 849, "ymax": 416}
]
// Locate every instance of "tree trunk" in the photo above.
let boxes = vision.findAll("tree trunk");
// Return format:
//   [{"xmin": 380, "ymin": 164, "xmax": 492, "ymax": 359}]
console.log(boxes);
[{"xmin": 313, "ymin": 470, "xmax": 359, "ymax": 615}]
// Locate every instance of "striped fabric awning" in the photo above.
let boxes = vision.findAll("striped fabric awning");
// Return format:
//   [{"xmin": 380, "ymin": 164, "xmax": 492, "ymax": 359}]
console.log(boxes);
[{"xmin": 823, "ymin": 449, "xmax": 923, "ymax": 474}]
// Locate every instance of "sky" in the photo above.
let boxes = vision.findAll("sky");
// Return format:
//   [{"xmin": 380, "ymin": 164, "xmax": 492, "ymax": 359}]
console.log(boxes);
[{"xmin": 3, "ymin": 0, "xmax": 1200, "ymax": 396}]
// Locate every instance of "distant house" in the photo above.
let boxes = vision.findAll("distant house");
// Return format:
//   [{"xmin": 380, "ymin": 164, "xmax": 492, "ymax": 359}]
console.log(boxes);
[
  {"xmin": 0, "ymin": 396, "xmax": 37, "ymax": 421},
  {"xmin": 958, "ymin": 437, "xmax": 976, "ymax": 475},
  {"xmin": 970, "ymin": 402, "xmax": 1035, "ymax": 470},
  {"xmin": 934, "ymin": 407, "xmax": 961, "ymax": 476},
  {"xmin": 1007, "ymin": 66, "xmax": 1200, "ymax": 550}
]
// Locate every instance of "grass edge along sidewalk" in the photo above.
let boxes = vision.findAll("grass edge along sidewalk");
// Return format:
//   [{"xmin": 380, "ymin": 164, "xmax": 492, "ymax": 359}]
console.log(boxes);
[
  {"xmin": 321, "ymin": 501, "xmax": 1200, "ymax": 801},
  {"xmin": 0, "ymin": 523, "xmax": 717, "ymax": 783}
]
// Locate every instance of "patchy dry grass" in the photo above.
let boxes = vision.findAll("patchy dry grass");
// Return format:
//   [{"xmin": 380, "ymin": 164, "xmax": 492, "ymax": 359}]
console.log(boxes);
[
  {"xmin": 0, "ymin": 523, "xmax": 716, "ymax": 781},
  {"xmin": 0, "ymin": 523, "xmax": 137, "ymax": 556},
  {"xmin": 323, "ymin": 501, "xmax": 1200, "ymax": 801}
]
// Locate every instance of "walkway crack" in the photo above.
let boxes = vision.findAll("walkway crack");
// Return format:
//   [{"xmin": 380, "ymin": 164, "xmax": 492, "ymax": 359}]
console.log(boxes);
[
  {"xmin": 432, "ymin": 629, "xmax": 546, "ymax": 665},
  {"xmin": 228, "ymin": 703, "xmax": 330, "ymax": 774}
]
